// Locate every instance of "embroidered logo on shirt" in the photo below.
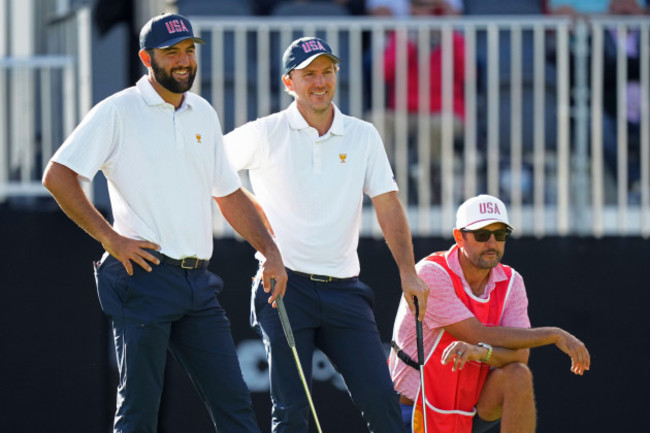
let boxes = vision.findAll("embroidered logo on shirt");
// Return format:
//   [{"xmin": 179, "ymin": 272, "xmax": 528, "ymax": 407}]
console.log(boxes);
[
  {"xmin": 339, "ymin": 153, "xmax": 347, "ymax": 163},
  {"xmin": 196, "ymin": 134, "xmax": 202, "ymax": 143}
]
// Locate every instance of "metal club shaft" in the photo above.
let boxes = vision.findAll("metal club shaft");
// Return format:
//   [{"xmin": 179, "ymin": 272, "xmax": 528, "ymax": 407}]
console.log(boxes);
[{"xmin": 274, "ymin": 280, "xmax": 323, "ymax": 433}]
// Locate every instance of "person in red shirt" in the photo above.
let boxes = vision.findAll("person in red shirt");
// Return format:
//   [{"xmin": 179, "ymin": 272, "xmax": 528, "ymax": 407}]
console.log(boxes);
[
  {"xmin": 381, "ymin": 0, "xmax": 466, "ymax": 201},
  {"xmin": 389, "ymin": 194, "xmax": 591, "ymax": 433}
]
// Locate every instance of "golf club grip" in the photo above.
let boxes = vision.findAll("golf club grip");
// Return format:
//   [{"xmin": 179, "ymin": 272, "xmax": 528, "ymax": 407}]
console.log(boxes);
[
  {"xmin": 414, "ymin": 296, "xmax": 424, "ymax": 366},
  {"xmin": 276, "ymin": 295, "xmax": 296, "ymax": 348},
  {"xmin": 414, "ymin": 296, "xmax": 429, "ymax": 432}
]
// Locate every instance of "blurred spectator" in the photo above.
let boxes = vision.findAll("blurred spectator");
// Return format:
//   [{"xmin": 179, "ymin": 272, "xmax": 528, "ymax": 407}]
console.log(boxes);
[
  {"xmin": 366, "ymin": 0, "xmax": 411, "ymax": 16},
  {"xmin": 367, "ymin": 0, "xmax": 463, "ymax": 17},
  {"xmin": 546, "ymin": 0, "xmax": 648, "ymax": 17},
  {"xmin": 549, "ymin": 0, "xmax": 649, "ymax": 201},
  {"xmin": 380, "ymin": 0, "xmax": 465, "ymax": 200},
  {"xmin": 336, "ymin": 0, "xmax": 367, "ymax": 14},
  {"xmin": 603, "ymin": 3, "xmax": 649, "ymax": 201},
  {"xmin": 255, "ymin": 0, "xmax": 365, "ymax": 15}
]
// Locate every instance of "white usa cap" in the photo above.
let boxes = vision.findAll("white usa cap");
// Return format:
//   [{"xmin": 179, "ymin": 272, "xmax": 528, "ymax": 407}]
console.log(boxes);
[{"xmin": 455, "ymin": 194, "xmax": 512, "ymax": 230}]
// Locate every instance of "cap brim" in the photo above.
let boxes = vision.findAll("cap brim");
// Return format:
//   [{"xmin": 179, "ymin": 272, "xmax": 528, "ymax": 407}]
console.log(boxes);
[
  {"xmin": 151, "ymin": 36, "xmax": 206, "ymax": 49},
  {"xmin": 292, "ymin": 53, "xmax": 341, "ymax": 72},
  {"xmin": 463, "ymin": 219, "xmax": 513, "ymax": 230}
]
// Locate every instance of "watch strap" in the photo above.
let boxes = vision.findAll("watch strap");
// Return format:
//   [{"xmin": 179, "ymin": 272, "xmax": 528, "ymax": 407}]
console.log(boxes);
[{"xmin": 478, "ymin": 342, "xmax": 493, "ymax": 363}]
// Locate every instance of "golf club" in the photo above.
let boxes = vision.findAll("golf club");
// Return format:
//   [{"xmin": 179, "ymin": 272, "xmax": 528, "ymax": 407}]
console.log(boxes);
[
  {"xmin": 273, "ymin": 279, "xmax": 324, "ymax": 433},
  {"xmin": 414, "ymin": 296, "xmax": 428, "ymax": 433}
]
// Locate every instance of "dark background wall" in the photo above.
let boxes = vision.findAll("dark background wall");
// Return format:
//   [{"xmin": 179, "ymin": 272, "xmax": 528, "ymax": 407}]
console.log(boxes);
[{"xmin": 1, "ymin": 207, "xmax": 647, "ymax": 432}]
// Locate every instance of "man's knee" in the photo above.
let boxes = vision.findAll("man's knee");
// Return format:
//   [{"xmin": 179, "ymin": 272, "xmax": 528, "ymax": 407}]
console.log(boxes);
[
  {"xmin": 496, "ymin": 362, "xmax": 534, "ymax": 393},
  {"xmin": 477, "ymin": 362, "xmax": 534, "ymax": 419}
]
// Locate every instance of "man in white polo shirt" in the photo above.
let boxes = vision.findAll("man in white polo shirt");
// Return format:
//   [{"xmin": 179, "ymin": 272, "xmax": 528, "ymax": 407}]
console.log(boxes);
[
  {"xmin": 389, "ymin": 194, "xmax": 590, "ymax": 433},
  {"xmin": 224, "ymin": 36, "xmax": 429, "ymax": 432},
  {"xmin": 42, "ymin": 13, "xmax": 287, "ymax": 433}
]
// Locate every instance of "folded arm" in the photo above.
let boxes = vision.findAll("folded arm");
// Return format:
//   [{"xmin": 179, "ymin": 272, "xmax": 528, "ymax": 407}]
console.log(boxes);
[{"xmin": 441, "ymin": 317, "xmax": 590, "ymax": 375}]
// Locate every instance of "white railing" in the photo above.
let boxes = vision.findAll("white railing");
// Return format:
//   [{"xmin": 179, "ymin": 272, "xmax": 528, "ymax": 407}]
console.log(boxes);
[
  {"xmin": 190, "ymin": 15, "xmax": 650, "ymax": 238},
  {"xmin": 589, "ymin": 17, "xmax": 650, "ymax": 237},
  {"xmin": 0, "ymin": 4, "xmax": 92, "ymax": 202},
  {"xmin": 2, "ymin": 13, "xmax": 649, "ymax": 238}
]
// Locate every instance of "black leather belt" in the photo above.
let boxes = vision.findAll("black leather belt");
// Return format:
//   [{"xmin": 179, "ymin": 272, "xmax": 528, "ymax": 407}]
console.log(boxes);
[
  {"xmin": 150, "ymin": 251, "xmax": 209, "ymax": 269},
  {"xmin": 288, "ymin": 269, "xmax": 357, "ymax": 283}
]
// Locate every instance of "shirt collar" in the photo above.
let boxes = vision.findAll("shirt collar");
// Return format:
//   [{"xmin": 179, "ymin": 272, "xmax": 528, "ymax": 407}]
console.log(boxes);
[
  {"xmin": 136, "ymin": 75, "xmax": 192, "ymax": 111},
  {"xmin": 286, "ymin": 101, "xmax": 345, "ymax": 136}
]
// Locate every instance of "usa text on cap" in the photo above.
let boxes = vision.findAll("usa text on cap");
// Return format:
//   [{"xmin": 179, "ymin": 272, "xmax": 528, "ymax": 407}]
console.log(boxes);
[
  {"xmin": 455, "ymin": 194, "xmax": 512, "ymax": 230},
  {"xmin": 282, "ymin": 37, "xmax": 341, "ymax": 75},
  {"xmin": 139, "ymin": 13, "xmax": 205, "ymax": 50}
]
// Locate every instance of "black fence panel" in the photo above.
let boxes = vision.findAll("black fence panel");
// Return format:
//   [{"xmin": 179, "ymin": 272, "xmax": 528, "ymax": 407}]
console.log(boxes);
[{"xmin": 1, "ymin": 208, "xmax": 646, "ymax": 432}]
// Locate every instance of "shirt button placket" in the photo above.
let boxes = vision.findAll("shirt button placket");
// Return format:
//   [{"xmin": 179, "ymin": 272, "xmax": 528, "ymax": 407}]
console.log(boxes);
[
  {"xmin": 311, "ymin": 130, "xmax": 323, "ymax": 174},
  {"xmin": 173, "ymin": 110, "xmax": 183, "ymax": 149}
]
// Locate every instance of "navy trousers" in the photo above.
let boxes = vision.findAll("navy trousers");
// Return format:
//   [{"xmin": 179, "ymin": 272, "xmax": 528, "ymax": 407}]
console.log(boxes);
[
  {"xmin": 95, "ymin": 255, "xmax": 259, "ymax": 433},
  {"xmin": 252, "ymin": 270, "xmax": 402, "ymax": 433}
]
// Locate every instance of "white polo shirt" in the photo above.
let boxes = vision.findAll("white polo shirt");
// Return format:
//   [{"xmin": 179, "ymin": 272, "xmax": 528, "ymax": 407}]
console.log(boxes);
[
  {"xmin": 51, "ymin": 76, "xmax": 240, "ymax": 260},
  {"xmin": 224, "ymin": 102, "xmax": 397, "ymax": 278}
]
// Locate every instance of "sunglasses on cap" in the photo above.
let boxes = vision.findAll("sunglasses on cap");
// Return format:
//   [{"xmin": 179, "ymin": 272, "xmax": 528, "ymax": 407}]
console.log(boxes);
[{"xmin": 460, "ymin": 228, "xmax": 512, "ymax": 242}]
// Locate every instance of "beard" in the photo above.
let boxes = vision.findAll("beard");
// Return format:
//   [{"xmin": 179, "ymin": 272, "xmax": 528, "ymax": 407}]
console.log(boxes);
[
  {"xmin": 476, "ymin": 249, "xmax": 502, "ymax": 269},
  {"xmin": 150, "ymin": 57, "xmax": 196, "ymax": 94}
]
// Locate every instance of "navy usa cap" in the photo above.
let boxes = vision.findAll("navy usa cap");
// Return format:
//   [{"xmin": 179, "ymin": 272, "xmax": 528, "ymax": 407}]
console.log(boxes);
[
  {"xmin": 282, "ymin": 37, "xmax": 340, "ymax": 75},
  {"xmin": 139, "ymin": 13, "xmax": 205, "ymax": 50}
]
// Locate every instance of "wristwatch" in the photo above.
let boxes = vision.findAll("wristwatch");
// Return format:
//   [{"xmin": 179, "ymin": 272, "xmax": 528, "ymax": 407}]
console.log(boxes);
[{"xmin": 477, "ymin": 342, "xmax": 493, "ymax": 363}]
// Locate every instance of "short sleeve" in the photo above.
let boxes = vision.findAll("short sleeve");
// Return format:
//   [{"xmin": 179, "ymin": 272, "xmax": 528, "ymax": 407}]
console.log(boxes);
[
  {"xmin": 362, "ymin": 125, "xmax": 398, "ymax": 198},
  {"xmin": 211, "ymin": 128, "xmax": 242, "ymax": 198},
  {"xmin": 50, "ymin": 100, "xmax": 118, "ymax": 181},
  {"xmin": 223, "ymin": 119, "xmax": 266, "ymax": 171}
]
